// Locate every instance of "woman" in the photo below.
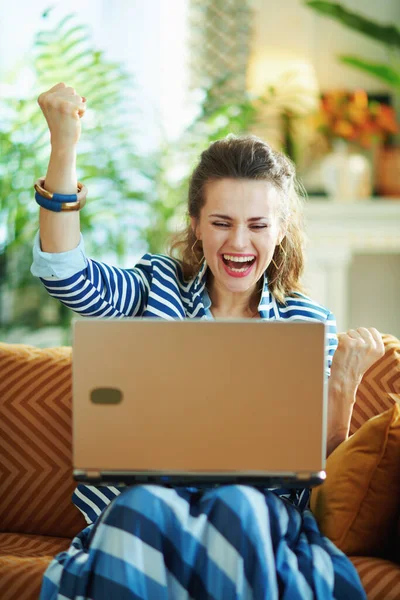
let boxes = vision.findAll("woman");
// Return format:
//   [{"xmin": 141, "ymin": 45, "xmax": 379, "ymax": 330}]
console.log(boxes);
[{"xmin": 32, "ymin": 83, "xmax": 382, "ymax": 599}]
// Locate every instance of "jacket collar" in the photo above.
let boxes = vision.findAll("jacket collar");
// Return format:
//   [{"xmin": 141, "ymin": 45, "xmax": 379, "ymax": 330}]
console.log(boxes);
[{"xmin": 186, "ymin": 259, "xmax": 278, "ymax": 320}]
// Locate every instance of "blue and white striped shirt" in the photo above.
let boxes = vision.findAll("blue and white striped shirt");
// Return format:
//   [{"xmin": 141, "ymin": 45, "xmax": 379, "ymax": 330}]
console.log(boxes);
[
  {"xmin": 31, "ymin": 231, "xmax": 337, "ymax": 367},
  {"xmin": 31, "ymin": 230, "xmax": 338, "ymax": 521}
]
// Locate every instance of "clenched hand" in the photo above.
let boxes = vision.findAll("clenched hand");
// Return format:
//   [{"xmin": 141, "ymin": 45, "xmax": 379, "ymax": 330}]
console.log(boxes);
[
  {"xmin": 38, "ymin": 82, "xmax": 87, "ymax": 148},
  {"xmin": 331, "ymin": 327, "xmax": 384, "ymax": 389}
]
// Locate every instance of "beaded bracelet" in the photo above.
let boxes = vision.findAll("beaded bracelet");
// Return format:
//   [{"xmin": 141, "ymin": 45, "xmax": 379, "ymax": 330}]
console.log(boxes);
[{"xmin": 34, "ymin": 177, "xmax": 88, "ymax": 212}]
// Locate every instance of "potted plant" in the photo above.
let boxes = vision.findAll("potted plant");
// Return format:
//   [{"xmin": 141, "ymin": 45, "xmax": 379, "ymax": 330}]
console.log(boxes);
[{"xmin": 314, "ymin": 89, "xmax": 398, "ymax": 199}]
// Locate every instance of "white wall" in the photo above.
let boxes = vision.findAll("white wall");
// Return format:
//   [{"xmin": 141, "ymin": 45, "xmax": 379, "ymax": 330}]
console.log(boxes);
[{"xmin": 349, "ymin": 255, "xmax": 400, "ymax": 337}]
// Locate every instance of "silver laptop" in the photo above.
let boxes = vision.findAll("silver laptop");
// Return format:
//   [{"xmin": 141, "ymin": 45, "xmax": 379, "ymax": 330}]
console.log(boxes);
[{"xmin": 72, "ymin": 319, "xmax": 327, "ymax": 488}]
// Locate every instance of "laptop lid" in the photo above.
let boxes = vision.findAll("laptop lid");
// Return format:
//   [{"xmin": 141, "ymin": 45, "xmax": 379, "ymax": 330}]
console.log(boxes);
[{"xmin": 72, "ymin": 319, "xmax": 327, "ymax": 486}]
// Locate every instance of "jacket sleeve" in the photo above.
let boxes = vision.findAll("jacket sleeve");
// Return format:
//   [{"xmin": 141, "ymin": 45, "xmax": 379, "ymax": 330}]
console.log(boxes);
[{"xmin": 31, "ymin": 230, "xmax": 152, "ymax": 318}]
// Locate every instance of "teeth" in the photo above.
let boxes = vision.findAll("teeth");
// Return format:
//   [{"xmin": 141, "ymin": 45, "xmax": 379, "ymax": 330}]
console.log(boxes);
[
  {"xmin": 223, "ymin": 254, "xmax": 255, "ymax": 263},
  {"xmin": 229, "ymin": 265, "xmax": 250, "ymax": 272}
]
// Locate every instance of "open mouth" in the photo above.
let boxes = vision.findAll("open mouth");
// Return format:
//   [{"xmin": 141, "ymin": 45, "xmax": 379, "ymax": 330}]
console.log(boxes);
[{"xmin": 221, "ymin": 254, "xmax": 256, "ymax": 273}]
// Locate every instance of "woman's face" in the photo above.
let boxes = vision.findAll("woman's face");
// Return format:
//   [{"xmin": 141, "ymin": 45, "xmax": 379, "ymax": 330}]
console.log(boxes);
[{"xmin": 191, "ymin": 178, "xmax": 285, "ymax": 294}]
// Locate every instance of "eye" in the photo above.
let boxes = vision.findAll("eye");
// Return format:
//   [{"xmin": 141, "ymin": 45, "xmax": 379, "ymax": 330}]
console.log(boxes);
[
  {"xmin": 212, "ymin": 222, "xmax": 230, "ymax": 228},
  {"xmin": 250, "ymin": 225, "xmax": 268, "ymax": 230}
]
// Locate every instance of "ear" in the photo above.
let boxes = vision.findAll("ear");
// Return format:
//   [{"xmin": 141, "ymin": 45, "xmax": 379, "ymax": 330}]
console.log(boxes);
[{"xmin": 190, "ymin": 217, "xmax": 201, "ymax": 240}]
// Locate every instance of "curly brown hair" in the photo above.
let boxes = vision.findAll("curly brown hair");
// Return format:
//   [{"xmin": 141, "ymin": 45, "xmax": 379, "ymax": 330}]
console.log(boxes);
[{"xmin": 169, "ymin": 134, "xmax": 307, "ymax": 304}]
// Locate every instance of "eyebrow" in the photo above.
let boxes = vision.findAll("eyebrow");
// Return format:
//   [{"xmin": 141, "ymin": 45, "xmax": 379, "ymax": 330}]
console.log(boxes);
[{"xmin": 208, "ymin": 213, "xmax": 269, "ymax": 222}]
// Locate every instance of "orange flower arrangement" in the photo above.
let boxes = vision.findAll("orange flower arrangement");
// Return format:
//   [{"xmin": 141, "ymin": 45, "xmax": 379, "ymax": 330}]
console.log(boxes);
[{"xmin": 316, "ymin": 89, "xmax": 398, "ymax": 149}]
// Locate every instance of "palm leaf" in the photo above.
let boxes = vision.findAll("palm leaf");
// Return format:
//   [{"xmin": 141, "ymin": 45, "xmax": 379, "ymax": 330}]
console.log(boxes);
[
  {"xmin": 339, "ymin": 55, "xmax": 400, "ymax": 89},
  {"xmin": 305, "ymin": 1, "xmax": 400, "ymax": 49}
]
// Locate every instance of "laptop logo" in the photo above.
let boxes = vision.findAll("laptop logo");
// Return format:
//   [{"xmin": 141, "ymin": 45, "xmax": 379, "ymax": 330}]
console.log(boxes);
[{"xmin": 90, "ymin": 388, "xmax": 123, "ymax": 405}]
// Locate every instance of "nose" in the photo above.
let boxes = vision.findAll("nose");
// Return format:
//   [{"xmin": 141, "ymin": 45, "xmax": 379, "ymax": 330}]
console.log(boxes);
[{"xmin": 229, "ymin": 225, "xmax": 249, "ymax": 250}]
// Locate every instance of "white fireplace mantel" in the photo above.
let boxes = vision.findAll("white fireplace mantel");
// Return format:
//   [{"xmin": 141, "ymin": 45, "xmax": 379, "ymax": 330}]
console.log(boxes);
[{"xmin": 303, "ymin": 198, "xmax": 400, "ymax": 335}]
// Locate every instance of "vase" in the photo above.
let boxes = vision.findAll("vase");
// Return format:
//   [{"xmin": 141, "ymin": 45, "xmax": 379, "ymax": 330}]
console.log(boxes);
[
  {"xmin": 320, "ymin": 140, "xmax": 372, "ymax": 201},
  {"xmin": 376, "ymin": 146, "xmax": 400, "ymax": 198}
]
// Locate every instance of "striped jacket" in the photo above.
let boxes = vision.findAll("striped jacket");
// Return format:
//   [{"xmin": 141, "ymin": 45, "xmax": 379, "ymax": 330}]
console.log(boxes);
[
  {"xmin": 31, "ymin": 230, "xmax": 338, "ymax": 521},
  {"xmin": 31, "ymin": 231, "xmax": 337, "ymax": 365}
]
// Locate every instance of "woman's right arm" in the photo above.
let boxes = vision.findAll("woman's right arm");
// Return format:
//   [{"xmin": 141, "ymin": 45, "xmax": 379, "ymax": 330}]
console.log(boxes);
[
  {"xmin": 32, "ymin": 83, "xmax": 151, "ymax": 318},
  {"xmin": 39, "ymin": 145, "xmax": 80, "ymax": 253},
  {"xmin": 37, "ymin": 82, "xmax": 84, "ymax": 253}
]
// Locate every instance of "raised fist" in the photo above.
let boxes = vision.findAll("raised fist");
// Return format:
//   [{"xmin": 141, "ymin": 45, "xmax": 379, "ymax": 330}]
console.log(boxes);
[
  {"xmin": 37, "ymin": 82, "xmax": 87, "ymax": 148},
  {"xmin": 331, "ymin": 327, "xmax": 385, "ymax": 387}
]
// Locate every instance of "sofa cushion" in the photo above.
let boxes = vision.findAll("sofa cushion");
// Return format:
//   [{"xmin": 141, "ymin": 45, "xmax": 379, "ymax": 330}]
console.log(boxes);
[
  {"xmin": 350, "ymin": 556, "xmax": 400, "ymax": 600},
  {"xmin": 311, "ymin": 401, "xmax": 400, "ymax": 558},
  {"xmin": 351, "ymin": 333, "xmax": 400, "ymax": 434},
  {"xmin": 0, "ymin": 532, "xmax": 71, "ymax": 600},
  {"xmin": 0, "ymin": 343, "xmax": 87, "ymax": 538}
]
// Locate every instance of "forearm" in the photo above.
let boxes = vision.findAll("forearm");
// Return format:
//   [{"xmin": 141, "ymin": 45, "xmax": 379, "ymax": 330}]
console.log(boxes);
[
  {"xmin": 326, "ymin": 374, "xmax": 359, "ymax": 457},
  {"xmin": 39, "ymin": 145, "xmax": 81, "ymax": 253}
]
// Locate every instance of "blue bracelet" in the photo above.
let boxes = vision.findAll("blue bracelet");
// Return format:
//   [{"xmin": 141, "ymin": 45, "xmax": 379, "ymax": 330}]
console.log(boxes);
[
  {"xmin": 34, "ymin": 177, "xmax": 87, "ymax": 212},
  {"xmin": 35, "ymin": 192, "xmax": 78, "ymax": 212}
]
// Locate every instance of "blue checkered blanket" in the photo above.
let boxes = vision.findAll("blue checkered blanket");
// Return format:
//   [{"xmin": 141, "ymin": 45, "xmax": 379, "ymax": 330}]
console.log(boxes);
[{"xmin": 40, "ymin": 485, "xmax": 366, "ymax": 599}]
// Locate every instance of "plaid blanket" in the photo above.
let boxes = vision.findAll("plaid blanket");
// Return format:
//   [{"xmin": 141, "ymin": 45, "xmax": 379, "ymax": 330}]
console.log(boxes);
[{"xmin": 40, "ymin": 485, "xmax": 366, "ymax": 599}]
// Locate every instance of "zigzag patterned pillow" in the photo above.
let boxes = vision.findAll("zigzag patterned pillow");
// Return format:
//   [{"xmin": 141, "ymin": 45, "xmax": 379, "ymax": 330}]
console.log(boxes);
[
  {"xmin": 0, "ymin": 343, "xmax": 87, "ymax": 538},
  {"xmin": 351, "ymin": 334, "xmax": 400, "ymax": 435}
]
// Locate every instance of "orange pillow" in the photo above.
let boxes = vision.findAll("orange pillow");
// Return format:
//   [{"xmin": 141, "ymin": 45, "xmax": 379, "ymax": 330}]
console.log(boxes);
[
  {"xmin": 0, "ymin": 342, "xmax": 87, "ymax": 537},
  {"xmin": 311, "ymin": 398, "xmax": 400, "ymax": 558}
]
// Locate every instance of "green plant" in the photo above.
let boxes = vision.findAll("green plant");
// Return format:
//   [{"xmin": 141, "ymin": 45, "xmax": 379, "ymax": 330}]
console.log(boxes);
[
  {"xmin": 0, "ymin": 10, "xmax": 151, "ymax": 332},
  {"xmin": 305, "ymin": 1, "xmax": 400, "ymax": 92}
]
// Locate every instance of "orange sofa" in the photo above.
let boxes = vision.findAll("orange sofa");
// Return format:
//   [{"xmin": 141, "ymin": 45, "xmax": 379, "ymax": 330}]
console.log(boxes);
[{"xmin": 0, "ymin": 335, "xmax": 400, "ymax": 600}]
